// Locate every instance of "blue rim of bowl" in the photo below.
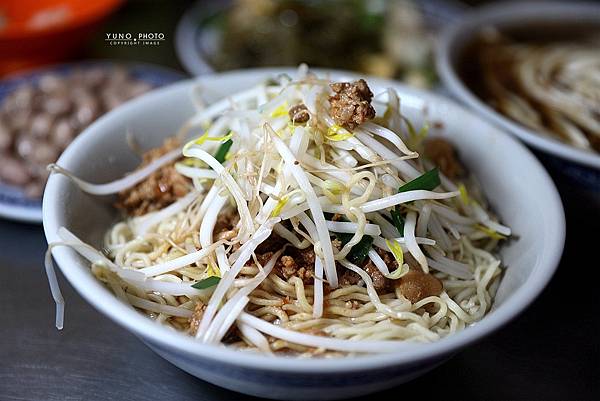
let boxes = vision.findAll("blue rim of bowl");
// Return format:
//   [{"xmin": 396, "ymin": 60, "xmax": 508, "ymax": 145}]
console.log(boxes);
[
  {"xmin": 43, "ymin": 68, "xmax": 566, "ymax": 373},
  {"xmin": 0, "ymin": 60, "xmax": 187, "ymax": 224}
]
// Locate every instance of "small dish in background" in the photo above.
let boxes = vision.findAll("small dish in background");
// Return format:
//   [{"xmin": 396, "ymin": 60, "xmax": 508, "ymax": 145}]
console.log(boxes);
[
  {"xmin": 436, "ymin": 1, "xmax": 600, "ymax": 197},
  {"xmin": 0, "ymin": 61, "xmax": 185, "ymax": 223},
  {"xmin": 176, "ymin": 0, "xmax": 465, "ymax": 89}
]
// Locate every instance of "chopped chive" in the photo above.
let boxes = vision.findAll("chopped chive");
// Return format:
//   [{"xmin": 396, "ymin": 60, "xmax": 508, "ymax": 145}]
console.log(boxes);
[
  {"xmin": 336, "ymin": 232, "xmax": 374, "ymax": 266},
  {"xmin": 387, "ymin": 168, "xmax": 439, "ymax": 235},
  {"xmin": 398, "ymin": 168, "xmax": 440, "ymax": 193},
  {"xmin": 214, "ymin": 138, "xmax": 233, "ymax": 164},
  {"xmin": 390, "ymin": 208, "xmax": 405, "ymax": 234},
  {"xmin": 326, "ymin": 213, "xmax": 374, "ymax": 265},
  {"xmin": 191, "ymin": 276, "xmax": 221, "ymax": 289}
]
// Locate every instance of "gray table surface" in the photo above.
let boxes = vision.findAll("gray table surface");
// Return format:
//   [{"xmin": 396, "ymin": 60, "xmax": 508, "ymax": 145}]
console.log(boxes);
[{"xmin": 1, "ymin": 178, "xmax": 599, "ymax": 401}]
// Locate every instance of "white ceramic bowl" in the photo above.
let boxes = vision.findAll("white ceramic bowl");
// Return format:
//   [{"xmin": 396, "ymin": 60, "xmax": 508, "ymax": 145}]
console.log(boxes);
[
  {"xmin": 436, "ymin": 1, "xmax": 600, "ymax": 192},
  {"xmin": 43, "ymin": 68, "xmax": 565, "ymax": 400}
]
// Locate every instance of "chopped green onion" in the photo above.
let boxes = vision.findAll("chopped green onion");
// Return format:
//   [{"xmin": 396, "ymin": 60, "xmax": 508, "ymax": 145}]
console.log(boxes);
[
  {"xmin": 214, "ymin": 139, "xmax": 233, "ymax": 164},
  {"xmin": 327, "ymin": 213, "xmax": 374, "ymax": 265},
  {"xmin": 390, "ymin": 208, "xmax": 405, "ymax": 235},
  {"xmin": 192, "ymin": 263, "xmax": 221, "ymax": 289},
  {"xmin": 336, "ymin": 232, "xmax": 373, "ymax": 265},
  {"xmin": 387, "ymin": 169, "xmax": 439, "ymax": 235},
  {"xmin": 398, "ymin": 168, "xmax": 440, "ymax": 193},
  {"xmin": 191, "ymin": 276, "xmax": 221, "ymax": 289}
]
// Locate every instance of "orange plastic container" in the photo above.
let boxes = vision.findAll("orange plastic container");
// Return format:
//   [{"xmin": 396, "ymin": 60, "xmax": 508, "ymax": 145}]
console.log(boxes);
[{"xmin": 0, "ymin": 0, "xmax": 123, "ymax": 76}]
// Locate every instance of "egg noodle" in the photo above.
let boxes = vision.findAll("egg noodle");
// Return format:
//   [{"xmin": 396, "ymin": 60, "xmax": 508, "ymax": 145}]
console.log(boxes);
[
  {"xmin": 479, "ymin": 37, "xmax": 600, "ymax": 151},
  {"xmin": 46, "ymin": 67, "xmax": 509, "ymax": 356}
]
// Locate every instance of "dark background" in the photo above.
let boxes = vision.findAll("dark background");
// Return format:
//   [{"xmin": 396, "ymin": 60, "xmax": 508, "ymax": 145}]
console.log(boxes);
[{"xmin": 1, "ymin": 1, "xmax": 599, "ymax": 400}]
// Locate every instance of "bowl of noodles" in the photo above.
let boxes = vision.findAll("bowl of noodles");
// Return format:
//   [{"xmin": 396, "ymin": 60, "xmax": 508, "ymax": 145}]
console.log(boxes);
[
  {"xmin": 436, "ymin": 1, "xmax": 600, "ymax": 195},
  {"xmin": 42, "ymin": 67, "xmax": 564, "ymax": 400}
]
